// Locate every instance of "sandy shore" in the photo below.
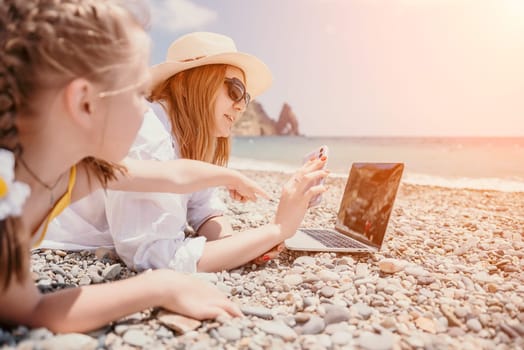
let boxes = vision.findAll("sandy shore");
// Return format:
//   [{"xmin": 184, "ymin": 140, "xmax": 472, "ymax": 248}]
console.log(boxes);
[{"xmin": 2, "ymin": 170, "xmax": 523, "ymax": 349}]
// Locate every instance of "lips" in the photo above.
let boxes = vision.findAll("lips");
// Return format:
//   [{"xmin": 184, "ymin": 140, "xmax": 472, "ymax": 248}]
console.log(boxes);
[{"xmin": 224, "ymin": 114, "xmax": 234, "ymax": 123}]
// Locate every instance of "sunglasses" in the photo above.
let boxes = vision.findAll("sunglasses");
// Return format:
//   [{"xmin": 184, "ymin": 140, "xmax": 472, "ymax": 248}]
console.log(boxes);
[{"xmin": 224, "ymin": 77, "xmax": 251, "ymax": 105}]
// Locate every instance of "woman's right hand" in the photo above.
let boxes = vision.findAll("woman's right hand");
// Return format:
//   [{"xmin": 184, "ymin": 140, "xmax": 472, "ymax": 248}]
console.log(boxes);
[
  {"xmin": 227, "ymin": 170, "xmax": 270, "ymax": 203},
  {"xmin": 150, "ymin": 270, "xmax": 242, "ymax": 320},
  {"xmin": 274, "ymin": 158, "xmax": 329, "ymax": 238}
]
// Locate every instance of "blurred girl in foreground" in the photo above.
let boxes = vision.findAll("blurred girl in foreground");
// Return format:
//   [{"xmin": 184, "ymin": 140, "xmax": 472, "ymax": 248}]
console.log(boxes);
[{"xmin": 0, "ymin": 0, "xmax": 307, "ymax": 332}]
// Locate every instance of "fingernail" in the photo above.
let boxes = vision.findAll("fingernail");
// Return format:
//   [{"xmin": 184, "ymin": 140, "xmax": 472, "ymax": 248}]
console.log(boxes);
[
  {"xmin": 262, "ymin": 255, "xmax": 270, "ymax": 261},
  {"xmin": 320, "ymin": 155, "xmax": 327, "ymax": 161}
]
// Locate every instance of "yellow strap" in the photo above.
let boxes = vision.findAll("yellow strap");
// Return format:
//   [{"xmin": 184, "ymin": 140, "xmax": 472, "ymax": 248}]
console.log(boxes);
[{"xmin": 32, "ymin": 165, "xmax": 77, "ymax": 248}]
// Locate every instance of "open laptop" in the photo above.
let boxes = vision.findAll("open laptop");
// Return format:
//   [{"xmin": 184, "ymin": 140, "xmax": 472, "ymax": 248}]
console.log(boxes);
[{"xmin": 285, "ymin": 162, "xmax": 404, "ymax": 253}]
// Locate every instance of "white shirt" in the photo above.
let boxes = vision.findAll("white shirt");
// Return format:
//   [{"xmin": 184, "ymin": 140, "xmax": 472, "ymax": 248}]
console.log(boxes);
[{"xmin": 42, "ymin": 107, "xmax": 225, "ymax": 273}]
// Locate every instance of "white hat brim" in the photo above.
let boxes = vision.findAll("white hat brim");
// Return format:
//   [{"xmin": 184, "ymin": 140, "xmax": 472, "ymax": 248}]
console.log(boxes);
[{"xmin": 150, "ymin": 52, "xmax": 272, "ymax": 98}]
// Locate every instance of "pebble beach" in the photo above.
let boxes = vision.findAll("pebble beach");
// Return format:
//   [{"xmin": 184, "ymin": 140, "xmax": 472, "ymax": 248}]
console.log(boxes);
[{"xmin": 2, "ymin": 169, "xmax": 523, "ymax": 350}]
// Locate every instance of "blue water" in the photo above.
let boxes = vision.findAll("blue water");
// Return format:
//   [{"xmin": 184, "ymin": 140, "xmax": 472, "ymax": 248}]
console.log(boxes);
[{"xmin": 230, "ymin": 136, "xmax": 524, "ymax": 192}]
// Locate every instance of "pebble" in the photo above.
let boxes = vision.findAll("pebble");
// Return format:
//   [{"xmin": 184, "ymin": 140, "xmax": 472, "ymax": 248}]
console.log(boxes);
[
  {"xmin": 40, "ymin": 334, "xmax": 97, "ymax": 350},
  {"xmin": 217, "ymin": 326, "xmax": 241, "ymax": 341},
  {"xmin": 240, "ymin": 305, "xmax": 273, "ymax": 320},
  {"xmin": 122, "ymin": 329, "xmax": 152, "ymax": 347},
  {"xmin": 319, "ymin": 286, "xmax": 336, "ymax": 298},
  {"xmin": 331, "ymin": 331, "xmax": 352, "ymax": 345},
  {"xmin": 102, "ymin": 263, "xmax": 122, "ymax": 280},
  {"xmin": 357, "ymin": 331, "xmax": 395, "ymax": 350},
  {"xmin": 157, "ymin": 312, "xmax": 202, "ymax": 334},
  {"xmin": 255, "ymin": 320, "xmax": 297, "ymax": 341},
  {"xmin": 466, "ymin": 318, "xmax": 483, "ymax": 332},
  {"xmin": 283, "ymin": 274, "xmax": 303, "ymax": 286},
  {"xmin": 378, "ymin": 258, "xmax": 406, "ymax": 273},
  {"xmin": 317, "ymin": 270, "xmax": 339, "ymax": 281},
  {"xmin": 300, "ymin": 316, "xmax": 325, "ymax": 334},
  {"xmin": 351, "ymin": 302, "xmax": 374, "ymax": 320},
  {"xmin": 324, "ymin": 305, "xmax": 350, "ymax": 325}
]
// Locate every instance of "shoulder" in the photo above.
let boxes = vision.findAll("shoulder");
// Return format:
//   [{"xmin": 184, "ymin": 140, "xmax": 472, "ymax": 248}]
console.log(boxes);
[
  {"xmin": 128, "ymin": 107, "xmax": 175, "ymax": 161},
  {"xmin": 138, "ymin": 107, "xmax": 171, "ymax": 140},
  {"xmin": 149, "ymin": 103, "xmax": 172, "ymax": 131}
]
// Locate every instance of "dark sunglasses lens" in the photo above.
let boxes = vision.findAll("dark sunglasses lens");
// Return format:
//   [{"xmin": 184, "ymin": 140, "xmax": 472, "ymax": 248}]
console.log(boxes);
[
  {"xmin": 225, "ymin": 78, "xmax": 250, "ymax": 104},
  {"xmin": 228, "ymin": 84, "xmax": 244, "ymax": 102}
]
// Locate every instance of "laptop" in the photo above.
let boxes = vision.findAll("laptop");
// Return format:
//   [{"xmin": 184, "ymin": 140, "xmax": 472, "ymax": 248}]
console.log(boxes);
[{"xmin": 285, "ymin": 162, "xmax": 404, "ymax": 253}]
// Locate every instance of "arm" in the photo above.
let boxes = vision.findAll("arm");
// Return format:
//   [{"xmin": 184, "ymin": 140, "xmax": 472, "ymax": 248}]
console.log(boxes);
[
  {"xmin": 196, "ymin": 158, "xmax": 329, "ymax": 272},
  {"xmin": 109, "ymin": 158, "xmax": 270, "ymax": 201},
  {"xmin": 71, "ymin": 109, "xmax": 269, "ymax": 204},
  {"xmin": 0, "ymin": 268, "xmax": 241, "ymax": 333},
  {"xmin": 196, "ymin": 216, "xmax": 234, "ymax": 241},
  {"xmin": 188, "ymin": 186, "xmax": 232, "ymax": 241},
  {"xmin": 192, "ymin": 186, "xmax": 281, "ymax": 265}
]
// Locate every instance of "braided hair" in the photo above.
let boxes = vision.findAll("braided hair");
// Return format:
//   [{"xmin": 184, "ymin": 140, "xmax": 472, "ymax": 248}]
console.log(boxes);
[{"xmin": 0, "ymin": 0, "xmax": 147, "ymax": 290}]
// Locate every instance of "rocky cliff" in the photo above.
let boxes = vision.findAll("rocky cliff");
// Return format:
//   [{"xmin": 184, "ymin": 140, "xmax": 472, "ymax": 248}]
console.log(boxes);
[{"xmin": 232, "ymin": 101, "xmax": 301, "ymax": 136}]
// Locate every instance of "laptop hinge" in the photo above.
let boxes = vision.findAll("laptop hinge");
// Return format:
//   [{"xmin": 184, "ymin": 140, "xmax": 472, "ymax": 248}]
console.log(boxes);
[{"xmin": 335, "ymin": 225, "xmax": 381, "ymax": 249}]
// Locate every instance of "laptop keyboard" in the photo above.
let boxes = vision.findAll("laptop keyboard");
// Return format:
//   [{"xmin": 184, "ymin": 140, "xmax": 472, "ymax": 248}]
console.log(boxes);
[{"xmin": 301, "ymin": 229, "xmax": 368, "ymax": 249}]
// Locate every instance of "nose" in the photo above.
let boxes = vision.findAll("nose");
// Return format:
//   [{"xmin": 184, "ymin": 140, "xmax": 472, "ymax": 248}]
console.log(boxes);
[{"xmin": 233, "ymin": 98, "xmax": 247, "ymax": 113}]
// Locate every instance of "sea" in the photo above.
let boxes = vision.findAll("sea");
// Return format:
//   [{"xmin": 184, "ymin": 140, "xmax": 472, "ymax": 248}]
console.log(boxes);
[{"xmin": 229, "ymin": 136, "xmax": 524, "ymax": 193}]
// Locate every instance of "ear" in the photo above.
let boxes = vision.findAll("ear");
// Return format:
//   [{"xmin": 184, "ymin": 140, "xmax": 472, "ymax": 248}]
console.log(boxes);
[{"xmin": 63, "ymin": 78, "xmax": 98, "ymax": 130}]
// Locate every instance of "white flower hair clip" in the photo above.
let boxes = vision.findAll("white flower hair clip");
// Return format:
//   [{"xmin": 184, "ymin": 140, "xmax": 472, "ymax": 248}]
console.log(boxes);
[{"xmin": 0, "ymin": 149, "xmax": 31, "ymax": 220}]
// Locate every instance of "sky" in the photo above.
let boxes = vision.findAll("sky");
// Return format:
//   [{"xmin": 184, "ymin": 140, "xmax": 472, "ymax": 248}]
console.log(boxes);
[{"xmin": 148, "ymin": 0, "xmax": 524, "ymax": 137}]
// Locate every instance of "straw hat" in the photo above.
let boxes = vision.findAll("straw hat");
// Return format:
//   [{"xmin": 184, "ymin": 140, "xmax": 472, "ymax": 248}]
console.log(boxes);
[{"xmin": 150, "ymin": 32, "xmax": 272, "ymax": 97}]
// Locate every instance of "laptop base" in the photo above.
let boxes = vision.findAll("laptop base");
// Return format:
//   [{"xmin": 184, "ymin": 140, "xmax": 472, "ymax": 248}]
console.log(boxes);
[{"xmin": 285, "ymin": 229, "xmax": 378, "ymax": 253}]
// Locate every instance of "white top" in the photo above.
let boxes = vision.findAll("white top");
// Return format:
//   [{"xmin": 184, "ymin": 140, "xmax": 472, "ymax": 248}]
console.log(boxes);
[{"xmin": 42, "ymin": 107, "xmax": 225, "ymax": 273}]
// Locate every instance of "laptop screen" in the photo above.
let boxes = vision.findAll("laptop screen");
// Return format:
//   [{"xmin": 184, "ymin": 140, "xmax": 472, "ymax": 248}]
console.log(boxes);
[{"xmin": 335, "ymin": 162, "xmax": 404, "ymax": 249}]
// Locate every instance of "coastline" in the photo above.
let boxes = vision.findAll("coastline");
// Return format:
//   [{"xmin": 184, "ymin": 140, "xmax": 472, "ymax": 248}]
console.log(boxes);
[
  {"xmin": 3, "ymin": 169, "xmax": 523, "ymax": 349},
  {"xmin": 230, "ymin": 157, "xmax": 524, "ymax": 193}
]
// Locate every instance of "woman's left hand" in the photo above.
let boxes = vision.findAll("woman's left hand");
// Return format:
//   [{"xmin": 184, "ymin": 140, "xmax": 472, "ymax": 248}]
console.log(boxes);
[{"xmin": 252, "ymin": 243, "xmax": 285, "ymax": 264}]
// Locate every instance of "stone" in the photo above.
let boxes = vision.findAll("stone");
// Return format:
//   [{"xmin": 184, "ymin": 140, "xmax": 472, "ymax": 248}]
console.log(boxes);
[
  {"xmin": 255, "ymin": 320, "xmax": 297, "ymax": 341},
  {"xmin": 283, "ymin": 274, "xmax": 303, "ymax": 286},
  {"xmin": 404, "ymin": 266, "xmax": 430, "ymax": 277},
  {"xmin": 102, "ymin": 264, "xmax": 122, "ymax": 280},
  {"xmin": 317, "ymin": 270, "xmax": 340, "ymax": 281},
  {"xmin": 240, "ymin": 306, "xmax": 273, "ymax": 320},
  {"xmin": 319, "ymin": 286, "xmax": 336, "ymax": 298},
  {"xmin": 357, "ymin": 331, "xmax": 395, "ymax": 350},
  {"xmin": 466, "ymin": 318, "xmax": 483, "ymax": 332},
  {"xmin": 378, "ymin": 258, "xmax": 406, "ymax": 273},
  {"xmin": 350, "ymin": 302, "xmax": 373, "ymax": 320},
  {"xmin": 324, "ymin": 306, "xmax": 350, "ymax": 325},
  {"xmin": 293, "ymin": 256, "xmax": 316, "ymax": 266},
  {"xmin": 295, "ymin": 312, "xmax": 311, "ymax": 324},
  {"xmin": 158, "ymin": 312, "xmax": 201, "ymax": 334},
  {"xmin": 122, "ymin": 330, "xmax": 152, "ymax": 347},
  {"xmin": 331, "ymin": 331, "xmax": 352, "ymax": 345},
  {"xmin": 40, "ymin": 334, "xmax": 97, "ymax": 350},
  {"xmin": 440, "ymin": 305, "xmax": 464, "ymax": 328},
  {"xmin": 415, "ymin": 317, "xmax": 437, "ymax": 334},
  {"xmin": 217, "ymin": 326, "xmax": 241, "ymax": 341},
  {"xmin": 300, "ymin": 316, "xmax": 325, "ymax": 335}
]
